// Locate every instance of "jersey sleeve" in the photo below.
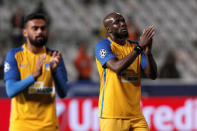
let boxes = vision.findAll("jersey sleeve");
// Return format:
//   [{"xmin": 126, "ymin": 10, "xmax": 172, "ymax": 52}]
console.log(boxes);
[
  {"xmin": 56, "ymin": 59, "xmax": 68, "ymax": 82},
  {"xmin": 128, "ymin": 40, "xmax": 148, "ymax": 70},
  {"xmin": 4, "ymin": 49, "xmax": 20, "ymax": 81},
  {"xmin": 141, "ymin": 52, "xmax": 147, "ymax": 69},
  {"xmin": 5, "ymin": 75, "xmax": 35, "ymax": 98},
  {"xmin": 53, "ymin": 58, "xmax": 68, "ymax": 98},
  {"xmin": 95, "ymin": 40, "xmax": 116, "ymax": 67}
]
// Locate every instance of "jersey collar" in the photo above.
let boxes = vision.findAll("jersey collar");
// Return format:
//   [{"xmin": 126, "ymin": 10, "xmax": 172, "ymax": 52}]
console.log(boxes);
[
  {"xmin": 23, "ymin": 44, "xmax": 46, "ymax": 55},
  {"xmin": 107, "ymin": 37, "xmax": 129, "ymax": 46}
]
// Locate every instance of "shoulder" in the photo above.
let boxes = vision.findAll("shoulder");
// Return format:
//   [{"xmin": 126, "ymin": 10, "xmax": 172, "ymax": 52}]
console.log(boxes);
[
  {"xmin": 46, "ymin": 47, "xmax": 58, "ymax": 55},
  {"xmin": 127, "ymin": 40, "xmax": 139, "ymax": 45},
  {"xmin": 96, "ymin": 38, "xmax": 112, "ymax": 49},
  {"xmin": 97, "ymin": 38, "xmax": 111, "ymax": 45},
  {"xmin": 46, "ymin": 47, "xmax": 56, "ymax": 52},
  {"xmin": 6, "ymin": 46, "xmax": 24, "ymax": 59}
]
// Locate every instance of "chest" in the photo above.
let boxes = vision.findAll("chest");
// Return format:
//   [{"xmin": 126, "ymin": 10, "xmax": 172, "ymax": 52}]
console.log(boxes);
[
  {"xmin": 111, "ymin": 43, "xmax": 141, "ymax": 70},
  {"xmin": 15, "ymin": 52, "xmax": 51, "ymax": 78}
]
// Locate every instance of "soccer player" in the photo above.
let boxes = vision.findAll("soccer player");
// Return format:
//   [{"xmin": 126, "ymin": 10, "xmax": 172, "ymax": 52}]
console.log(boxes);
[
  {"xmin": 4, "ymin": 13, "xmax": 68, "ymax": 131},
  {"xmin": 95, "ymin": 12, "xmax": 157, "ymax": 131}
]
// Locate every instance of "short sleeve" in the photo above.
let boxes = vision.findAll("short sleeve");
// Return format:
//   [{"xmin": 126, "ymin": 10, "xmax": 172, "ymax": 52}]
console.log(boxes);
[
  {"xmin": 4, "ymin": 49, "xmax": 20, "ymax": 80},
  {"xmin": 95, "ymin": 39, "xmax": 116, "ymax": 67},
  {"xmin": 141, "ymin": 52, "xmax": 147, "ymax": 69}
]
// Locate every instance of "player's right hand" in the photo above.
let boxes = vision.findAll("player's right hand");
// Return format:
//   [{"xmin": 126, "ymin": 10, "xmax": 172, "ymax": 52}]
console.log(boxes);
[
  {"xmin": 49, "ymin": 51, "xmax": 62, "ymax": 73},
  {"xmin": 139, "ymin": 25, "xmax": 155, "ymax": 49},
  {"xmin": 32, "ymin": 53, "xmax": 46, "ymax": 79}
]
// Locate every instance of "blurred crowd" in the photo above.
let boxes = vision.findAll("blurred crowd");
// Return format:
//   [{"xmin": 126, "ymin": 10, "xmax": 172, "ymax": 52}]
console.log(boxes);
[{"xmin": 2, "ymin": 0, "xmax": 197, "ymax": 83}]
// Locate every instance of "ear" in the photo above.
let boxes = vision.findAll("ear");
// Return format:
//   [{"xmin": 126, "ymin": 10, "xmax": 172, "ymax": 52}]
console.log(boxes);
[
  {"xmin": 23, "ymin": 28, "xmax": 28, "ymax": 37},
  {"xmin": 106, "ymin": 26, "xmax": 112, "ymax": 33}
]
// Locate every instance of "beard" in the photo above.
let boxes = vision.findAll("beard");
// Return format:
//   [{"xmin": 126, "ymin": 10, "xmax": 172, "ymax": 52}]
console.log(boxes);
[
  {"xmin": 28, "ymin": 35, "xmax": 48, "ymax": 48},
  {"xmin": 114, "ymin": 31, "xmax": 129, "ymax": 39}
]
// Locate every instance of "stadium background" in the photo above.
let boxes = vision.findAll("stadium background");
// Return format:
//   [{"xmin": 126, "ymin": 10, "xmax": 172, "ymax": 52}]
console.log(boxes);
[{"xmin": 0, "ymin": 0, "xmax": 197, "ymax": 130}]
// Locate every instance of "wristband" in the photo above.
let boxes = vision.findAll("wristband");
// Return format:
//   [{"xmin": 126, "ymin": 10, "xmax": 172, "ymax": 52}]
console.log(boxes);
[{"xmin": 134, "ymin": 45, "xmax": 143, "ymax": 54}]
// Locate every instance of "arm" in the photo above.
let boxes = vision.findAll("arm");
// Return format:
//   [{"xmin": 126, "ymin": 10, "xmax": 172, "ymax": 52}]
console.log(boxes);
[
  {"xmin": 53, "ymin": 72, "xmax": 68, "ymax": 98},
  {"xmin": 4, "ymin": 51, "xmax": 46, "ymax": 98},
  {"xmin": 143, "ymin": 39, "xmax": 157, "ymax": 80},
  {"xmin": 52, "ymin": 60, "xmax": 68, "ymax": 98},
  {"xmin": 106, "ymin": 26, "xmax": 155, "ymax": 74},
  {"xmin": 50, "ymin": 52, "xmax": 68, "ymax": 98},
  {"xmin": 106, "ymin": 51, "xmax": 138, "ymax": 74},
  {"xmin": 5, "ymin": 75, "xmax": 35, "ymax": 98}
]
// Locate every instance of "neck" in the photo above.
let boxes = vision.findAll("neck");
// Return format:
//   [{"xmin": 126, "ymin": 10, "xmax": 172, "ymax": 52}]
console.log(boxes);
[
  {"xmin": 109, "ymin": 35, "xmax": 126, "ymax": 45},
  {"xmin": 26, "ymin": 40, "xmax": 44, "ymax": 54}
]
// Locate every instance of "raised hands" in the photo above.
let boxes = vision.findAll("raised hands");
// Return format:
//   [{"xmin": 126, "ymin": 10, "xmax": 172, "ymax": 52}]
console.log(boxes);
[
  {"xmin": 139, "ymin": 25, "xmax": 155, "ymax": 51},
  {"xmin": 49, "ymin": 51, "xmax": 62, "ymax": 73},
  {"xmin": 32, "ymin": 53, "xmax": 46, "ymax": 79}
]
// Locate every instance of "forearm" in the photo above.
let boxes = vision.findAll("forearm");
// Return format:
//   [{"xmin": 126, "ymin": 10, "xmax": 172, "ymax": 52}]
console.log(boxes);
[
  {"xmin": 106, "ymin": 50, "xmax": 139, "ymax": 74},
  {"xmin": 53, "ymin": 71, "xmax": 68, "ymax": 98},
  {"xmin": 5, "ymin": 74, "xmax": 35, "ymax": 98},
  {"xmin": 144, "ymin": 53, "xmax": 157, "ymax": 79}
]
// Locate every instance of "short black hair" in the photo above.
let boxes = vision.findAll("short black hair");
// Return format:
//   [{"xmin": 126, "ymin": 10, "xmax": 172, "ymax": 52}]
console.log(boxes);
[{"xmin": 23, "ymin": 13, "xmax": 49, "ymax": 28}]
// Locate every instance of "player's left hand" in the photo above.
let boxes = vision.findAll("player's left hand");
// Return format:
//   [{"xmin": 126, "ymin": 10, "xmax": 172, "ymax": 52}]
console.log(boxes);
[
  {"xmin": 144, "ymin": 38, "xmax": 153, "ymax": 55},
  {"xmin": 50, "ymin": 51, "xmax": 62, "ymax": 73}
]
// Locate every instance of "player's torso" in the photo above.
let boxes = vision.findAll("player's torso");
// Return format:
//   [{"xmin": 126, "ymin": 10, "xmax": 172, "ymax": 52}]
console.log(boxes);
[
  {"xmin": 111, "ymin": 40, "xmax": 141, "ymax": 83},
  {"xmin": 10, "ymin": 45, "xmax": 58, "ymax": 131},
  {"xmin": 15, "ymin": 45, "xmax": 55, "ymax": 98},
  {"xmin": 98, "ymin": 39, "xmax": 143, "ymax": 119}
]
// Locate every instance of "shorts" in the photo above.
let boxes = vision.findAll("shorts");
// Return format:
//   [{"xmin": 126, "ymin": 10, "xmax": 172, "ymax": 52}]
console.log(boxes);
[{"xmin": 99, "ymin": 117, "xmax": 149, "ymax": 131}]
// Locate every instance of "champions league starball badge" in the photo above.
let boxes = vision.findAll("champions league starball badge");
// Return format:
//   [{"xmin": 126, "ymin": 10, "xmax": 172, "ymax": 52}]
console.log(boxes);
[
  {"xmin": 4, "ymin": 62, "xmax": 10, "ymax": 72},
  {"xmin": 99, "ymin": 49, "xmax": 107, "ymax": 58}
]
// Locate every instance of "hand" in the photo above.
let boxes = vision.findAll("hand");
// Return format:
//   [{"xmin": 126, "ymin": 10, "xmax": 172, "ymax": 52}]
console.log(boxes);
[
  {"xmin": 50, "ymin": 51, "xmax": 62, "ymax": 73},
  {"xmin": 144, "ymin": 38, "xmax": 153, "ymax": 55},
  {"xmin": 32, "ymin": 54, "xmax": 46, "ymax": 79},
  {"xmin": 139, "ymin": 25, "xmax": 155, "ymax": 49}
]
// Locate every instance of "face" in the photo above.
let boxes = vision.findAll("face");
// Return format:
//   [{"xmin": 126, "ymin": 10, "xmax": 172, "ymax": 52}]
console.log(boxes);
[
  {"xmin": 107, "ymin": 14, "xmax": 129, "ymax": 39},
  {"xmin": 23, "ymin": 19, "xmax": 48, "ymax": 47}
]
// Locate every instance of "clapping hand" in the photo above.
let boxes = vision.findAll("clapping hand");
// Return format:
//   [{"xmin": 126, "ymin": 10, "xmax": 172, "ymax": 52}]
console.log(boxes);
[
  {"xmin": 139, "ymin": 25, "xmax": 155, "ymax": 50},
  {"xmin": 33, "ymin": 53, "xmax": 46, "ymax": 79},
  {"xmin": 50, "ymin": 51, "xmax": 62, "ymax": 73}
]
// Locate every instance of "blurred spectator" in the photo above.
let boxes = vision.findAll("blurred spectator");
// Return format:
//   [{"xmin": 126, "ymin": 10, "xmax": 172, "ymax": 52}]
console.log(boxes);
[
  {"xmin": 11, "ymin": 8, "xmax": 24, "ymax": 47},
  {"xmin": 127, "ymin": 16, "xmax": 140, "ymax": 41},
  {"xmin": 159, "ymin": 51, "xmax": 181, "ymax": 78},
  {"xmin": 0, "ymin": 0, "xmax": 3, "ymax": 5},
  {"xmin": 73, "ymin": 44, "xmax": 93, "ymax": 81},
  {"xmin": 0, "ymin": 54, "xmax": 5, "ymax": 80},
  {"xmin": 98, "ymin": 0, "xmax": 107, "ymax": 5},
  {"xmin": 99, "ymin": 24, "xmax": 108, "ymax": 39},
  {"xmin": 33, "ymin": 0, "xmax": 51, "ymax": 26},
  {"xmin": 0, "ymin": 62, "xmax": 3, "ymax": 80},
  {"xmin": 192, "ymin": 39, "xmax": 197, "ymax": 48},
  {"xmin": 82, "ymin": 0, "xmax": 93, "ymax": 6}
]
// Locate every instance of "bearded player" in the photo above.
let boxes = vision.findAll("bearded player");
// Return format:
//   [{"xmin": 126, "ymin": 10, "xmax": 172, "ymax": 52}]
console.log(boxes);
[{"xmin": 4, "ymin": 13, "xmax": 68, "ymax": 131}]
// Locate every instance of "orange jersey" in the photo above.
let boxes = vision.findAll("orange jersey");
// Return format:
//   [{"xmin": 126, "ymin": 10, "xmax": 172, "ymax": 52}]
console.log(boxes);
[{"xmin": 74, "ymin": 54, "xmax": 92, "ymax": 78}]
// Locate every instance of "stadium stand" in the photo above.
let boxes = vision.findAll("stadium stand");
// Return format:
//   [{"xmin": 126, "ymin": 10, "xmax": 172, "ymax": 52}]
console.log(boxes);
[{"xmin": 1, "ymin": 0, "xmax": 197, "ymax": 97}]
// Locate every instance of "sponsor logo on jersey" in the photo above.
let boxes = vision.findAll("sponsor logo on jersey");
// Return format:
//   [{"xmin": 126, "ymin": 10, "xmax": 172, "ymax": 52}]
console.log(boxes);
[{"xmin": 28, "ymin": 81, "xmax": 55, "ymax": 94}]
